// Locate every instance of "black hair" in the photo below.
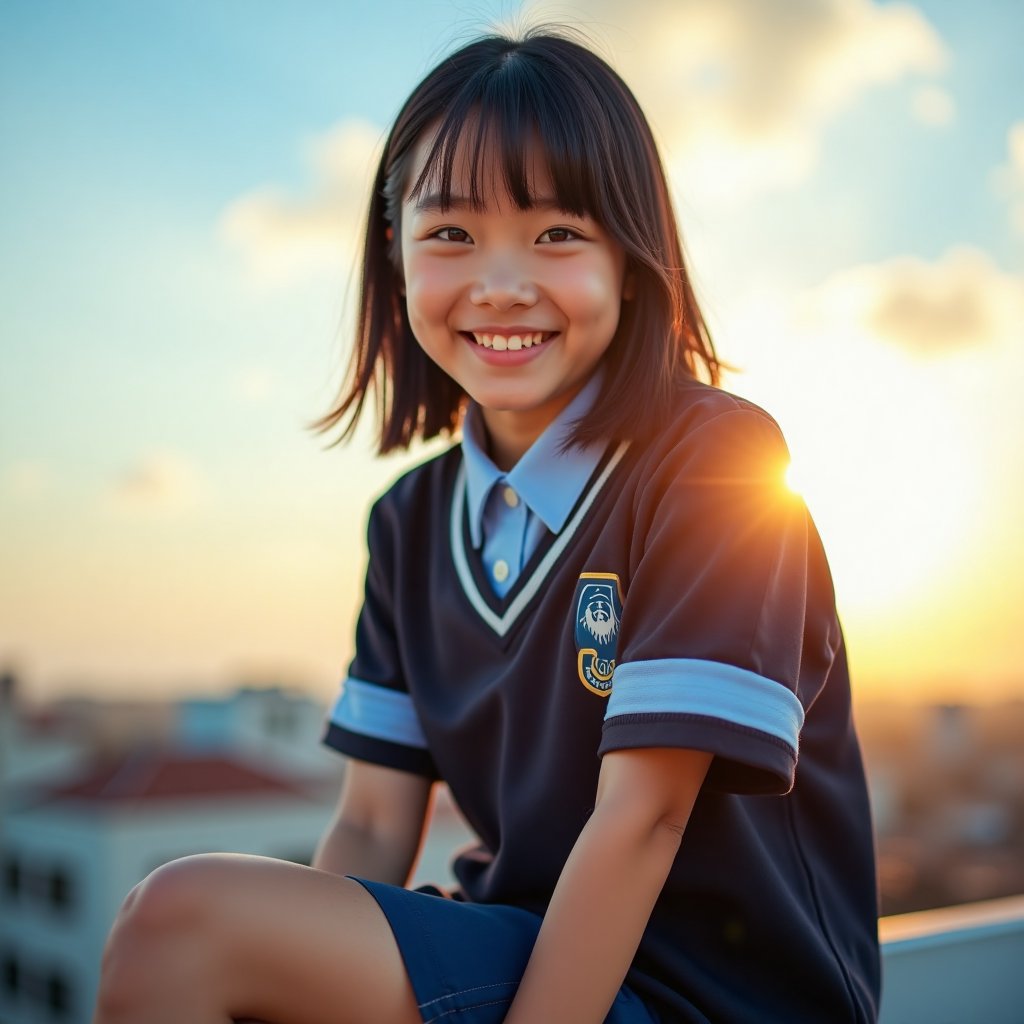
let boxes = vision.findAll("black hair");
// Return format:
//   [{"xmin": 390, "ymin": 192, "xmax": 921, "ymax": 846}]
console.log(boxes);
[{"xmin": 315, "ymin": 28, "xmax": 721, "ymax": 453}]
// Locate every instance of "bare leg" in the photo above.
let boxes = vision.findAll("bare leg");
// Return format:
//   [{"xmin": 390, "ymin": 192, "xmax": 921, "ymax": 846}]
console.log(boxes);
[{"xmin": 93, "ymin": 853, "xmax": 421, "ymax": 1024}]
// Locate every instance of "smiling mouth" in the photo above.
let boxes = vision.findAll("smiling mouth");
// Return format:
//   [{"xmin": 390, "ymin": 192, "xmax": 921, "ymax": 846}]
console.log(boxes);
[{"xmin": 461, "ymin": 331, "xmax": 557, "ymax": 351}]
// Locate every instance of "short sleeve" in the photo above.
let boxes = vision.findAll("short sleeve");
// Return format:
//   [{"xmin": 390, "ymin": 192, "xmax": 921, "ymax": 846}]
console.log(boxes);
[
  {"xmin": 598, "ymin": 408, "xmax": 841, "ymax": 795},
  {"xmin": 322, "ymin": 498, "xmax": 440, "ymax": 779}
]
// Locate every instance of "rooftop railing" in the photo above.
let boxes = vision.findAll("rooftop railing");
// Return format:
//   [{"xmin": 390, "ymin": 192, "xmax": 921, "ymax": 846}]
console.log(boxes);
[{"xmin": 878, "ymin": 893, "xmax": 1024, "ymax": 1023}]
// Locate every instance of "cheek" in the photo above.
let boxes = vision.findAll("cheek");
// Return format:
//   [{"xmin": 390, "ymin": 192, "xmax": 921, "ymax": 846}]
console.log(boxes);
[
  {"xmin": 403, "ymin": 269, "xmax": 456, "ymax": 354},
  {"xmin": 553, "ymin": 262, "xmax": 624, "ymax": 321},
  {"xmin": 404, "ymin": 258, "xmax": 455, "ymax": 319}
]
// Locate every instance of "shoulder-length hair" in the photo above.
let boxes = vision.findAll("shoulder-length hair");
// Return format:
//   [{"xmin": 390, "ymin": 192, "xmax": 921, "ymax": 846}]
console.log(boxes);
[{"xmin": 315, "ymin": 28, "xmax": 721, "ymax": 453}]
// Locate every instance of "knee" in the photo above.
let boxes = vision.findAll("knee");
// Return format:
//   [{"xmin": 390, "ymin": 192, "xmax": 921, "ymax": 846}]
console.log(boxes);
[
  {"xmin": 116, "ymin": 853, "xmax": 223, "ymax": 936},
  {"xmin": 96, "ymin": 855, "xmax": 224, "ymax": 1013}
]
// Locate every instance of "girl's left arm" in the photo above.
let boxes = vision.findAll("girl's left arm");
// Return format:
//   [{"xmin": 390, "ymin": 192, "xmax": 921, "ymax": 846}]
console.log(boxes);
[{"xmin": 503, "ymin": 745, "xmax": 712, "ymax": 1024}]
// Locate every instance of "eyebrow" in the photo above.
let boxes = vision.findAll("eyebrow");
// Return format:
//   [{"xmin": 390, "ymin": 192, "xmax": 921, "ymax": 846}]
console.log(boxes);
[{"xmin": 413, "ymin": 192, "xmax": 572, "ymax": 214}]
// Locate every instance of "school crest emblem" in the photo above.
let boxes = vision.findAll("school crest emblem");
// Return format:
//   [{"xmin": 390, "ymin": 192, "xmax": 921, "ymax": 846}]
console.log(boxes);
[{"xmin": 574, "ymin": 572, "xmax": 624, "ymax": 696}]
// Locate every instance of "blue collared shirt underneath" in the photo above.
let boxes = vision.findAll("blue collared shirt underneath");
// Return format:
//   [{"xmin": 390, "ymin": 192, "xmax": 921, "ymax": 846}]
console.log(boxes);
[{"xmin": 461, "ymin": 374, "xmax": 606, "ymax": 598}]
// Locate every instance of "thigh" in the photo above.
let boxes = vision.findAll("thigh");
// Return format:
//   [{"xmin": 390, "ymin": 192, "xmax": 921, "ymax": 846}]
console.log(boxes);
[
  {"xmin": 354, "ymin": 878, "xmax": 659, "ymax": 1024},
  {"xmin": 133, "ymin": 853, "xmax": 420, "ymax": 1024}
]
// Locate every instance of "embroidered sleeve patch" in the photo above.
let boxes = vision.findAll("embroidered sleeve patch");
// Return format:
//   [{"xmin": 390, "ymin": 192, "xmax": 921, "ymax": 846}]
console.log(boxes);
[{"xmin": 574, "ymin": 572, "xmax": 624, "ymax": 696}]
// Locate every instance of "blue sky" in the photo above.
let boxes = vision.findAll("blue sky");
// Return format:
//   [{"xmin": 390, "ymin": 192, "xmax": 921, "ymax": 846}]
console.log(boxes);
[{"xmin": 2, "ymin": 0, "xmax": 1022, "ymax": 703}]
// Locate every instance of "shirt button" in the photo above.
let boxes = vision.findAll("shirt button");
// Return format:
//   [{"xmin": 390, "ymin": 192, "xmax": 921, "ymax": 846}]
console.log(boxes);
[
  {"xmin": 502, "ymin": 486, "xmax": 519, "ymax": 508},
  {"xmin": 493, "ymin": 559, "xmax": 510, "ymax": 583}
]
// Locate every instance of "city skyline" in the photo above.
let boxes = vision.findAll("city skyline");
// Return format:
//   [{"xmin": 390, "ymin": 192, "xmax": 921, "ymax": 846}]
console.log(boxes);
[{"xmin": 2, "ymin": 0, "xmax": 1023, "ymax": 705}]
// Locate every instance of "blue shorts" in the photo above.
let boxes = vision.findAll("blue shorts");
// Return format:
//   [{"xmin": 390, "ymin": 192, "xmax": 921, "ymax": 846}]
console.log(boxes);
[{"xmin": 351, "ymin": 877, "xmax": 659, "ymax": 1024}]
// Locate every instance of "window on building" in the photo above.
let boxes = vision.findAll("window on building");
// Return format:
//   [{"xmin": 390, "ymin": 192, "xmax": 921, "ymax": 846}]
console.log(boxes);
[
  {"xmin": 2, "ymin": 952, "xmax": 19, "ymax": 996},
  {"xmin": 48, "ymin": 867, "xmax": 74, "ymax": 913},
  {"xmin": 47, "ymin": 971, "xmax": 71, "ymax": 1017},
  {"xmin": 27, "ymin": 866, "xmax": 49, "ymax": 905},
  {"xmin": 9, "ymin": 962, "xmax": 74, "ymax": 1019},
  {"xmin": 2, "ymin": 856, "xmax": 20, "ymax": 901}
]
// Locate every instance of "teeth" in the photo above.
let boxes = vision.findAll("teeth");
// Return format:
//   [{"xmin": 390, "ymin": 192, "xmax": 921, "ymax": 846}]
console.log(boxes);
[{"xmin": 470, "ymin": 331, "xmax": 547, "ymax": 349}]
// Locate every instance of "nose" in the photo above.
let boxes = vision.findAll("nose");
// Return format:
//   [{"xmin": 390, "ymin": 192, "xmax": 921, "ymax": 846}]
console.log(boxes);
[{"xmin": 469, "ymin": 253, "xmax": 538, "ymax": 309}]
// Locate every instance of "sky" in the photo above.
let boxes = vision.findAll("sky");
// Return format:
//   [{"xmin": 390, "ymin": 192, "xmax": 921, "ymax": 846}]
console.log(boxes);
[{"xmin": 1, "ymin": 0, "xmax": 1022, "ymax": 707}]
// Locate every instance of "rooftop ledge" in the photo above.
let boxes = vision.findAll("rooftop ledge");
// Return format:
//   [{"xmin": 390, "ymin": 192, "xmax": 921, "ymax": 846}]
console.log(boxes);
[
  {"xmin": 879, "ymin": 893, "xmax": 1024, "ymax": 1024},
  {"xmin": 215, "ymin": 895, "xmax": 1024, "ymax": 1024}
]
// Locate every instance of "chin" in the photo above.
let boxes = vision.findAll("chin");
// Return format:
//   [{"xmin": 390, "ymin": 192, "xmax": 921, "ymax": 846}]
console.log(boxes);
[{"xmin": 467, "ymin": 383, "xmax": 542, "ymax": 410}]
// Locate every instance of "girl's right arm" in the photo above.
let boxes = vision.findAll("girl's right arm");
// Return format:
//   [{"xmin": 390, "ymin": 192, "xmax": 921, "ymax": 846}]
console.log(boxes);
[{"xmin": 312, "ymin": 759, "xmax": 435, "ymax": 887}]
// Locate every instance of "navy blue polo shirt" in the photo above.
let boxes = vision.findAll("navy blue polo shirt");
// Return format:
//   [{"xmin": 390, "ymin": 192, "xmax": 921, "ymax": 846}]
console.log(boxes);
[{"xmin": 324, "ymin": 380, "xmax": 881, "ymax": 1023}]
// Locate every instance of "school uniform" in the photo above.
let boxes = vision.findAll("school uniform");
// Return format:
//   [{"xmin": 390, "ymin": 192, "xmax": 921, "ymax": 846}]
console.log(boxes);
[{"xmin": 324, "ymin": 377, "xmax": 881, "ymax": 1023}]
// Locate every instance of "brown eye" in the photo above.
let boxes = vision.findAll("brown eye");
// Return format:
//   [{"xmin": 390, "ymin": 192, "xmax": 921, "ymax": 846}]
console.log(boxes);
[
  {"xmin": 538, "ymin": 227, "xmax": 580, "ymax": 243},
  {"xmin": 434, "ymin": 227, "xmax": 471, "ymax": 243}
]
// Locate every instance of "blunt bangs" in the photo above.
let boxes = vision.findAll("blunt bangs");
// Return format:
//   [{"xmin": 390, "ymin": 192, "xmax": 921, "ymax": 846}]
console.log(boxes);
[
  {"xmin": 405, "ymin": 52, "xmax": 607, "ymax": 221},
  {"xmin": 384, "ymin": 34, "xmax": 658, "ymax": 254}
]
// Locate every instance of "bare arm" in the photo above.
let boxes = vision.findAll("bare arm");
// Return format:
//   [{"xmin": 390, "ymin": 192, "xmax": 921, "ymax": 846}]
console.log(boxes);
[
  {"xmin": 312, "ymin": 759, "xmax": 435, "ymax": 887},
  {"xmin": 503, "ymin": 746, "xmax": 712, "ymax": 1024}
]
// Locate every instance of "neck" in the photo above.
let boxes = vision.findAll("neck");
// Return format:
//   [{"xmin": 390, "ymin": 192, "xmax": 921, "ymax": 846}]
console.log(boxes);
[
  {"xmin": 480, "ymin": 408, "xmax": 545, "ymax": 471},
  {"xmin": 477, "ymin": 380, "xmax": 589, "ymax": 470}
]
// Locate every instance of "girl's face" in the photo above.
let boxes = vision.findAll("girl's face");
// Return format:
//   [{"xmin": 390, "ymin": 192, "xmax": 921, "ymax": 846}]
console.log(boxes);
[{"xmin": 400, "ymin": 130, "xmax": 629, "ymax": 463}]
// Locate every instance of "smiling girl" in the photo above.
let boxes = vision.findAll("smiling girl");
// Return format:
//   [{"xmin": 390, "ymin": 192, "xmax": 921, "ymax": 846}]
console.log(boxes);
[{"xmin": 94, "ymin": 29, "xmax": 880, "ymax": 1024}]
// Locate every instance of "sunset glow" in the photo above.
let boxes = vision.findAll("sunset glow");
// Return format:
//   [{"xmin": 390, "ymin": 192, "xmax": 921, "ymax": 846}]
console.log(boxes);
[{"xmin": 2, "ymin": 2, "xmax": 1022, "ymax": 706}]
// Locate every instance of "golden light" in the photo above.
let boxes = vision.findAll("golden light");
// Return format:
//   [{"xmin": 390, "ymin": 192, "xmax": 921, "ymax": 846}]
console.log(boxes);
[
  {"xmin": 784, "ymin": 462, "xmax": 805, "ymax": 496},
  {"xmin": 783, "ymin": 381, "xmax": 980, "ymax": 624},
  {"xmin": 722, "ymin": 293, "xmax": 984, "ymax": 625}
]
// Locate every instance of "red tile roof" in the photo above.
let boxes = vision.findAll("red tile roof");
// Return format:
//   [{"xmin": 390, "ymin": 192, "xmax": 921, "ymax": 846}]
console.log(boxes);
[{"xmin": 35, "ymin": 751, "xmax": 314, "ymax": 806}]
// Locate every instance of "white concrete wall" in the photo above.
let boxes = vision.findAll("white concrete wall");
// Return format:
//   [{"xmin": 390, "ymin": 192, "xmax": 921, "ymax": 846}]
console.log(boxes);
[
  {"xmin": 879, "ymin": 895, "xmax": 1024, "ymax": 1024},
  {"xmin": 1, "ymin": 810, "xmax": 110, "ymax": 1024},
  {"xmin": 0, "ymin": 793, "xmax": 335, "ymax": 1024}
]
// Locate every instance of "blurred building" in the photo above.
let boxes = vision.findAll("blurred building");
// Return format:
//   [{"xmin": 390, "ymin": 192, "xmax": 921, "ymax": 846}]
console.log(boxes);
[
  {"xmin": 0, "ymin": 682, "xmax": 343, "ymax": 1024},
  {"xmin": 859, "ymin": 699, "xmax": 1024, "ymax": 917},
  {"xmin": 0, "ymin": 679, "xmax": 474, "ymax": 1024},
  {"xmin": 6, "ymin": 677, "xmax": 1019, "ymax": 1021},
  {"xmin": 176, "ymin": 685, "xmax": 338, "ymax": 780}
]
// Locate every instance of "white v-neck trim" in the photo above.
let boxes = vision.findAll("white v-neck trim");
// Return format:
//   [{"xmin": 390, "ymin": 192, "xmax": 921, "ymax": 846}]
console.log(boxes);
[{"xmin": 450, "ymin": 441, "xmax": 630, "ymax": 636}]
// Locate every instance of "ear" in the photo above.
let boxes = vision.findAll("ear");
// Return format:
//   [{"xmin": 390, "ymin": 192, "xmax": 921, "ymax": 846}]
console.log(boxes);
[{"xmin": 622, "ymin": 270, "xmax": 636, "ymax": 301}]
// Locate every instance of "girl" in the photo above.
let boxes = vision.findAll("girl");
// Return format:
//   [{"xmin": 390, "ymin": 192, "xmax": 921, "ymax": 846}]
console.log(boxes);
[{"xmin": 95, "ymin": 29, "xmax": 880, "ymax": 1024}]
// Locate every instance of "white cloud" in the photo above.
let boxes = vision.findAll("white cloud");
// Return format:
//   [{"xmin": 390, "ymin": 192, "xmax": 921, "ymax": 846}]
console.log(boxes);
[
  {"xmin": 219, "ymin": 119, "xmax": 384, "ymax": 283},
  {"xmin": 911, "ymin": 85, "xmax": 955, "ymax": 127},
  {"xmin": 793, "ymin": 247, "xmax": 1023, "ymax": 353},
  {"xmin": 217, "ymin": 1, "xmax": 950, "ymax": 280},
  {"xmin": 524, "ymin": 0, "xmax": 948, "ymax": 201},
  {"xmin": 990, "ymin": 122, "xmax": 1024, "ymax": 235},
  {"xmin": 104, "ymin": 453, "xmax": 205, "ymax": 515}
]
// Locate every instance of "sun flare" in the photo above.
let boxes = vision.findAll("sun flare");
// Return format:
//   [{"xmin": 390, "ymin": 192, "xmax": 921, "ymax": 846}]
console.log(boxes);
[
  {"xmin": 783, "ymin": 383, "xmax": 979, "ymax": 622},
  {"xmin": 724, "ymin": 299, "xmax": 983, "ymax": 624}
]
